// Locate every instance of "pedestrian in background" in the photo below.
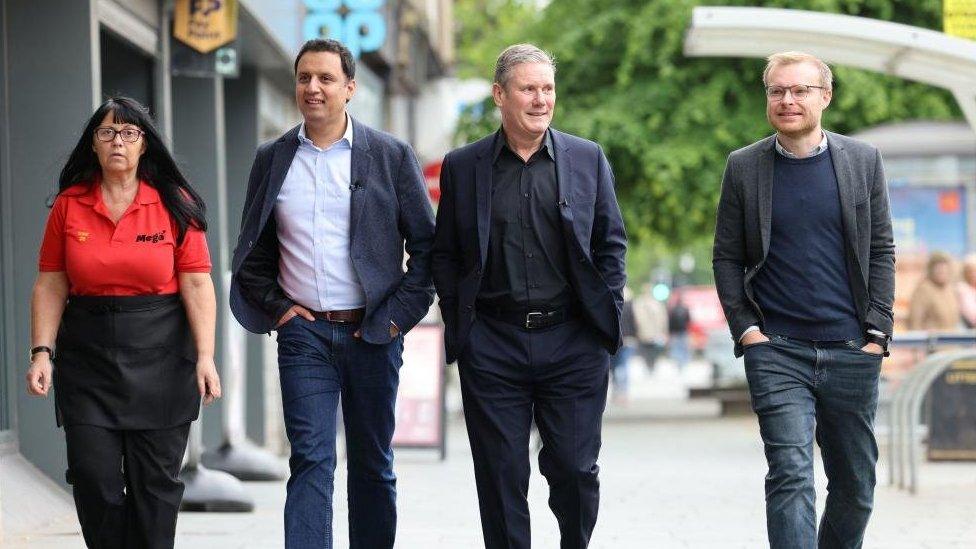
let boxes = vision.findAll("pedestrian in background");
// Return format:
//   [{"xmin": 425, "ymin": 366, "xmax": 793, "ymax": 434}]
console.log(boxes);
[
  {"xmin": 26, "ymin": 96, "xmax": 221, "ymax": 549},
  {"xmin": 633, "ymin": 283, "xmax": 668, "ymax": 370},
  {"xmin": 667, "ymin": 295, "xmax": 691, "ymax": 369},
  {"xmin": 956, "ymin": 254, "xmax": 976, "ymax": 328},
  {"xmin": 229, "ymin": 38, "xmax": 435, "ymax": 549},
  {"xmin": 907, "ymin": 251, "xmax": 960, "ymax": 330},
  {"xmin": 713, "ymin": 52, "xmax": 894, "ymax": 548},
  {"xmin": 612, "ymin": 287, "xmax": 638, "ymax": 404},
  {"xmin": 432, "ymin": 43, "xmax": 626, "ymax": 548}
]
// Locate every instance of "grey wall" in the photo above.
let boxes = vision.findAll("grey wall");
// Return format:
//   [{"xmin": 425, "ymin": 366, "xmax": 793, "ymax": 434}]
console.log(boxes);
[
  {"xmin": 223, "ymin": 67, "xmax": 268, "ymax": 444},
  {"xmin": 172, "ymin": 75, "xmax": 229, "ymax": 449},
  {"xmin": 8, "ymin": 0, "xmax": 99, "ymax": 482},
  {"xmin": 1, "ymin": 0, "xmax": 13, "ymax": 434}
]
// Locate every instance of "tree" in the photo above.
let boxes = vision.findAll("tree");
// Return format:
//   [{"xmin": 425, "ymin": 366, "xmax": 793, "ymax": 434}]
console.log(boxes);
[{"xmin": 454, "ymin": 0, "xmax": 959, "ymax": 251}]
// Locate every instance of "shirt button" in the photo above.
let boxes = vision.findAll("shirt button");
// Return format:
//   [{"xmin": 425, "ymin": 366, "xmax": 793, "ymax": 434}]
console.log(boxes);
[
  {"xmin": 526, "ymin": 253, "xmax": 534, "ymax": 258},
  {"xmin": 523, "ymin": 193, "xmax": 529, "ymax": 198}
]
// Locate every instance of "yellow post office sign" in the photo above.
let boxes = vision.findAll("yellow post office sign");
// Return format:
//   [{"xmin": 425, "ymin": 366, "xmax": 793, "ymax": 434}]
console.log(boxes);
[
  {"xmin": 945, "ymin": 0, "xmax": 976, "ymax": 39},
  {"xmin": 173, "ymin": 0, "xmax": 238, "ymax": 54}
]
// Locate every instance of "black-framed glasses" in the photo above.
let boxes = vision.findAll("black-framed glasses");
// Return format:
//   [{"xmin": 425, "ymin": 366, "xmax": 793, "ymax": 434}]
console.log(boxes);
[
  {"xmin": 94, "ymin": 127, "xmax": 144, "ymax": 143},
  {"xmin": 765, "ymin": 84, "xmax": 826, "ymax": 101}
]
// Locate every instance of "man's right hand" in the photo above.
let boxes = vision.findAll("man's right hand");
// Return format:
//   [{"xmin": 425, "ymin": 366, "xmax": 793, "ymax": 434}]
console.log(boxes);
[
  {"xmin": 741, "ymin": 330, "xmax": 770, "ymax": 347},
  {"xmin": 275, "ymin": 304, "xmax": 316, "ymax": 328}
]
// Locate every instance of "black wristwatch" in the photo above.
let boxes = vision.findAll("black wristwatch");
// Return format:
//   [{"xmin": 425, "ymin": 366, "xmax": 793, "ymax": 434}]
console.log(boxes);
[
  {"xmin": 30, "ymin": 345, "xmax": 54, "ymax": 361},
  {"xmin": 863, "ymin": 333, "xmax": 889, "ymax": 357}
]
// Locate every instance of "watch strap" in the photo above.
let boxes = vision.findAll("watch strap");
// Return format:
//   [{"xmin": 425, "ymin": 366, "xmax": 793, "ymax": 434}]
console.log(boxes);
[{"xmin": 30, "ymin": 345, "xmax": 53, "ymax": 360}]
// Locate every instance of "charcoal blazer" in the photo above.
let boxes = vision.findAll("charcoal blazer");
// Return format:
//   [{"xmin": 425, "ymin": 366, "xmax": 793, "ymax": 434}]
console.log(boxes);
[
  {"xmin": 713, "ymin": 131, "xmax": 895, "ymax": 357},
  {"xmin": 230, "ymin": 118, "xmax": 436, "ymax": 343},
  {"xmin": 432, "ymin": 129, "xmax": 627, "ymax": 364}
]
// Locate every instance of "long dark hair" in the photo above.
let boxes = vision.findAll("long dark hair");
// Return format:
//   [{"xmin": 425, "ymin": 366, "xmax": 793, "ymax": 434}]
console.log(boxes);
[{"xmin": 58, "ymin": 97, "xmax": 207, "ymax": 243}]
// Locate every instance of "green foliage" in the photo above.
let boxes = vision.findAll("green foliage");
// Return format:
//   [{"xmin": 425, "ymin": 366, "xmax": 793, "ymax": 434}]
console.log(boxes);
[{"xmin": 454, "ymin": 0, "xmax": 962, "ymax": 252}]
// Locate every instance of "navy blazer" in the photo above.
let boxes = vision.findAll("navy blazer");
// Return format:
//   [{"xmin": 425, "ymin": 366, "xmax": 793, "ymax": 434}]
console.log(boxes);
[
  {"xmin": 230, "ymin": 118, "xmax": 436, "ymax": 344},
  {"xmin": 432, "ymin": 129, "xmax": 627, "ymax": 364}
]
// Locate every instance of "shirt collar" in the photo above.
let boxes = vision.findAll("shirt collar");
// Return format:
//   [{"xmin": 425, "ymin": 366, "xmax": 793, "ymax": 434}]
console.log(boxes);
[
  {"xmin": 298, "ymin": 113, "xmax": 354, "ymax": 149},
  {"xmin": 493, "ymin": 128, "xmax": 555, "ymax": 162},
  {"xmin": 775, "ymin": 131, "xmax": 828, "ymax": 159}
]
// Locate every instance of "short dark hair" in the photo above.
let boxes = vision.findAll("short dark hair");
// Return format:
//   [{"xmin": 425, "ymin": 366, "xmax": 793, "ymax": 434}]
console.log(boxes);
[{"xmin": 294, "ymin": 38, "xmax": 356, "ymax": 79}]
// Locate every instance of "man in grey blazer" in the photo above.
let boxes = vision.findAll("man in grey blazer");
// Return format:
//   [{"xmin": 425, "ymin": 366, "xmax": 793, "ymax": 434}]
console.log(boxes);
[
  {"xmin": 713, "ymin": 52, "xmax": 894, "ymax": 548},
  {"xmin": 230, "ymin": 39, "xmax": 435, "ymax": 548}
]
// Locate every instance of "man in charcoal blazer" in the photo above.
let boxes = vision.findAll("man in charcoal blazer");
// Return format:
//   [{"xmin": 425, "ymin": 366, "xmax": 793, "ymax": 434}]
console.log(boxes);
[{"xmin": 713, "ymin": 51, "xmax": 895, "ymax": 549}]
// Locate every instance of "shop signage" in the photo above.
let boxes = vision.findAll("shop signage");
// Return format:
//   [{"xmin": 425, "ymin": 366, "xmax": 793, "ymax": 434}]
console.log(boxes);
[
  {"xmin": 303, "ymin": 0, "xmax": 387, "ymax": 58},
  {"xmin": 174, "ymin": 0, "xmax": 239, "ymax": 54}
]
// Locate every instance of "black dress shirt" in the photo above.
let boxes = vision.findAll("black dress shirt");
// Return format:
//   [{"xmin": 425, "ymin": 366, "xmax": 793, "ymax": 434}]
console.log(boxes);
[{"xmin": 477, "ymin": 130, "xmax": 574, "ymax": 310}]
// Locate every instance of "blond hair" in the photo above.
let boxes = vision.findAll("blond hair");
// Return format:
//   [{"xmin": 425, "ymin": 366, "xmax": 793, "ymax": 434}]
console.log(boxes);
[{"xmin": 763, "ymin": 51, "xmax": 833, "ymax": 90}]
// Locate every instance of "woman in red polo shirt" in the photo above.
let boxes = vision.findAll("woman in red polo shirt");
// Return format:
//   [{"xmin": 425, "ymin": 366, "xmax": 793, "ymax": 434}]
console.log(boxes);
[{"xmin": 25, "ymin": 96, "xmax": 221, "ymax": 549}]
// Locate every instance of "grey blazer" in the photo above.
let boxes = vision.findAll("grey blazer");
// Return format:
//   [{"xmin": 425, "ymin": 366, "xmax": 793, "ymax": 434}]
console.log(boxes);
[{"xmin": 712, "ymin": 131, "xmax": 895, "ymax": 357}]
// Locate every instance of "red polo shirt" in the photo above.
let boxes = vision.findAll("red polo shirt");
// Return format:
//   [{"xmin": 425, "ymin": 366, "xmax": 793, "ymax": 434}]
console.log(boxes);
[{"xmin": 38, "ymin": 181, "xmax": 212, "ymax": 295}]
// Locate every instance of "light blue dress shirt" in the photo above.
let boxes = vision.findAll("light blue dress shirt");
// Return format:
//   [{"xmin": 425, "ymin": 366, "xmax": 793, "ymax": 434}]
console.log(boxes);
[{"xmin": 275, "ymin": 115, "xmax": 367, "ymax": 311}]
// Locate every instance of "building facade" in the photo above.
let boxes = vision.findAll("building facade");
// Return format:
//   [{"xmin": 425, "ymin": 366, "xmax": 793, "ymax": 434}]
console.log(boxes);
[{"xmin": 0, "ymin": 0, "xmax": 454, "ymax": 529}]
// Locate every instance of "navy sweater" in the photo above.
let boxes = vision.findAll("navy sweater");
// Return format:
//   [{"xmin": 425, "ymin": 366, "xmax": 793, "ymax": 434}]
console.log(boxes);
[{"xmin": 752, "ymin": 151, "xmax": 861, "ymax": 341}]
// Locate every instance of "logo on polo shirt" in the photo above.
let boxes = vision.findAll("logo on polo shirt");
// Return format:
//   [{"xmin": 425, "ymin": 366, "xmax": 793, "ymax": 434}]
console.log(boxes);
[
  {"xmin": 75, "ymin": 230, "xmax": 90, "ymax": 243},
  {"xmin": 135, "ymin": 230, "xmax": 166, "ymax": 243}
]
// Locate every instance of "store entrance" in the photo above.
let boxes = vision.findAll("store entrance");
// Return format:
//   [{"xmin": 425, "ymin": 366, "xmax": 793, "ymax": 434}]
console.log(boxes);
[{"xmin": 100, "ymin": 29, "xmax": 155, "ymax": 114}]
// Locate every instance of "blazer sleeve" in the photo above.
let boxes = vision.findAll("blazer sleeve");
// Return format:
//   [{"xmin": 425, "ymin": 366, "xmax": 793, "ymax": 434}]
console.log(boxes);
[
  {"xmin": 233, "ymin": 142, "xmax": 293, "ymax": 326},
  {"xmin": 713, "ymin": 153, "xmax": 760, "ymax": 343},
  {"xmin": 864, "ymin": 148, "xmax": 896, "ymax": 336},
  {"xmin": 431, "ymin": 152, "xmax": 461, "ymax": 355},
  {"xmin": 387, "ymin": 143, "xmax": 437, "ymax": 334},
  {"xmin": 591, "ymin": 145, "xmax": 627, "ymax": 308}
]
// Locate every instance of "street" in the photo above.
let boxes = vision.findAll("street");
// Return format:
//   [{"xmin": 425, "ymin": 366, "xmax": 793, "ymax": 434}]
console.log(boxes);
[{"xmin": 10, "ymin": 409, "xmax": 976, "ymax": 548}]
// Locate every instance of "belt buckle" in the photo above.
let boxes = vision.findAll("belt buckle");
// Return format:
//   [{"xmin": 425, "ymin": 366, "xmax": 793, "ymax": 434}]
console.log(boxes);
[{"xmin": 525, "ymin": 311, "xmax": 546, "ymax": 329}]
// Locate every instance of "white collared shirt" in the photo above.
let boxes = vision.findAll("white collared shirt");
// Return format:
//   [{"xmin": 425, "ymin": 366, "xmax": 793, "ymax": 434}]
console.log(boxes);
[
  {"xmin": 274, "ymin": 114, "xmax": 366, "ymax": 311},
  {"xmin": 774, "ymin": 132, "xmax": 828, "ymax": 159}
]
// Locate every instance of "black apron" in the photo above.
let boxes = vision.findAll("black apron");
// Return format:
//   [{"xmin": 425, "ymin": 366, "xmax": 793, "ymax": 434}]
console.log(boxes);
[{"xmin": 54, "ymin": 294, "xmax": 200, "ymax": 430}]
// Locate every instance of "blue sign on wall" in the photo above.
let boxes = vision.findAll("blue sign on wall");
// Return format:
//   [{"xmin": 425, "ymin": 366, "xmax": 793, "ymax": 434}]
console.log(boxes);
[
  {"xmin": 303, "ymin": 0, "xmax": 386, "ymax": 58},
  {"xmin": 889, "ymin": 185, "xmax": 968, "ymax": 256}
]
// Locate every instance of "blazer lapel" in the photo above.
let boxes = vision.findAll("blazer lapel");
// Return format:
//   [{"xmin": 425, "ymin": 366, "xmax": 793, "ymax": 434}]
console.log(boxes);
[
  {"xmin": 828, "ymin": 133, "xmax": 859, "ymax": 258},
  {"xmin": 757, "ymin": 136, "xmax": 776, "ymax": 258},
  {"xmin": 551, "ymin": 130, "xmax": 582, "ymax": 249},
  {"xmin": 258, "ymin": 125, "xmax": 301, "ymax": 231},
  {"xmin": 349, "ymin": 118, "xmax": 373, "ymax": 246},
  {"xmin": 475, "ymin": 139, "xmax": 494, "ymax": 267}
]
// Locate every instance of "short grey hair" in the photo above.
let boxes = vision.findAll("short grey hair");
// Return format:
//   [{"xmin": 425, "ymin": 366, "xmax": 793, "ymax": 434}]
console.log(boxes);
[
  {"xmin": 763, "ymin": 51, "xmax": 833, "ymax": 91},
  {"xmin": 493, "ymin": 44, "xmax": 556, "ymax": 88}
]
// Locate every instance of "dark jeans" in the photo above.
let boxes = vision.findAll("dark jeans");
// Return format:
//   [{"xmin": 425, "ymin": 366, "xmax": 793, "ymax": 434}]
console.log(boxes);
[
  {"xmin": 743, "ymin": 334, "xmax": 882, "ymax": 549},
  {"xmin": 276, "ymin": 317, "xmax": 403, "ymax": 549},
  {"xmin": 458, "ymin": 315, "xmax": 610, "ymax": 549},
  {"xmin": 64, "ymin": 423, "xmax": 191, "ymax": 549}
]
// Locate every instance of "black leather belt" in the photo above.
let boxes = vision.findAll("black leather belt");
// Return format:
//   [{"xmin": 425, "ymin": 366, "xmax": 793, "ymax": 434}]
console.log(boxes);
[{"xmin": 477, "ymin": 303, "xmax": 579, "ymax": 329}]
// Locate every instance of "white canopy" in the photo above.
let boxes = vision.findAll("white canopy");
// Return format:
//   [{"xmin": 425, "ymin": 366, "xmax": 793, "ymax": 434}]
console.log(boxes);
[{"xmin": 683, "ymin": 6, "xmax": 976, "ymax": 130}]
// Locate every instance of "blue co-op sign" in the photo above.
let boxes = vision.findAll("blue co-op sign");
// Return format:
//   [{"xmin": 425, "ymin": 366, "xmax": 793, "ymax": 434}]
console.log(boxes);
[{"xmin": 303, "ymin": 0, "xmax": 386, "ymax": 58}]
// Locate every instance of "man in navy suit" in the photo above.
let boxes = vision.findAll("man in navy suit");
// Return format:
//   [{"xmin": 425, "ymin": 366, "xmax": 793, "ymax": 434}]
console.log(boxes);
[
  {"xmin": 230, "ymin": 39, "xmax": 434, "ymax": 549},
  {"xmin": 432, "ymin": 44, "xmax": 627, "ymax": 548}
]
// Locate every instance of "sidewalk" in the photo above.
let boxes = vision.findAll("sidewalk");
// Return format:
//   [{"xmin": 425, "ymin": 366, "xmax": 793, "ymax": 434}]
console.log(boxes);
[{"xmin": 8, "ymin": 411, "xmax": 976, "ymax": 548}]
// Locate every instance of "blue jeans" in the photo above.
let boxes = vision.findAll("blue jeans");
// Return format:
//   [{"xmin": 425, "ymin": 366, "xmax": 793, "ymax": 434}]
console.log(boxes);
[
  {"xmin": 743, "ymin": 334, "xmax": 882, "ymax": 549},
  {"xmin": 276, "ymin": 317, "xmax": 403, "ymax": 549},
  {"xmin": 669, "ymin": 332, "xmax": 690, "ymax": 369}
]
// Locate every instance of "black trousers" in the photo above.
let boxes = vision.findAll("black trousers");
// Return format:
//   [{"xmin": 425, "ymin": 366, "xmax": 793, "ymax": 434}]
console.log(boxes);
[
  {"xmin": 64, "ymin": 423, "xmax": 191, "ymax": 549},
  {"xmin": 458, "ymin": 315, "xmax": 610, "ymax": 549}
]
